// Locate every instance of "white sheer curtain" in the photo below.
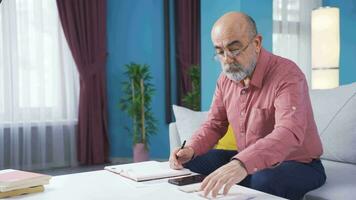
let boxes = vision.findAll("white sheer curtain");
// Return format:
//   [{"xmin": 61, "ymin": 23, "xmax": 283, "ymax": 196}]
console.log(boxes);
[
  {"xmin": 273, "ymin": 0, "xmax": 322, "ymax": 86},
  {"xmin": 0, "ymin": 0, "xmax": 79, "ymax": 170}
]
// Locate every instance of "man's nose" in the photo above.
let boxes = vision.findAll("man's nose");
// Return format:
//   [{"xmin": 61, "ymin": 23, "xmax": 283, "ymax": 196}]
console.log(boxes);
[{"xmin": 222, "ymin": 52, "xmax": 234, "ymax": 64}]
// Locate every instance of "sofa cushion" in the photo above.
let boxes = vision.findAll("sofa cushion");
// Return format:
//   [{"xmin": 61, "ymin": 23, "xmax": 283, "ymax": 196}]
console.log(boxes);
[
  {"xmin": 172, "ymin": 105, "xmax": 237, "ymax": 150},
  {"xmin": 310, "ymin": 82, "xmax": 356, "ymax": 164},
  {"xmin": 215, "ymin": 125, "xmax": 237, "ymax": 150},
  {"xmin": 304, "ymin": 159, "xmax": 356, "ymax": 200},
  {"xmin": 172, "ymin": 105, "xmax": 208, "ymax": 143},
  {"xmin": 169, "ymin": 122, "xmax": 182, "ymax": 152}
]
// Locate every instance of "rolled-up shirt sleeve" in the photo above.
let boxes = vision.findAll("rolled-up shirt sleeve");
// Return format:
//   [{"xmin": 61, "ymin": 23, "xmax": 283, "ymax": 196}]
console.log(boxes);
[
  {"xmin": 235, "ymin": 73, "xmax": 308, "ymax": 174},
  {"xmin": 186, "ymin": 75, "xmax": 229, "ymax": 156}
]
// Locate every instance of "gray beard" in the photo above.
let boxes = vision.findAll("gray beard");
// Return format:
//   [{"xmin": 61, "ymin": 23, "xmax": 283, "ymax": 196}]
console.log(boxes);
[{"xmin": 221, "ymin": 57, "xmax": 257, "ymax": 82}]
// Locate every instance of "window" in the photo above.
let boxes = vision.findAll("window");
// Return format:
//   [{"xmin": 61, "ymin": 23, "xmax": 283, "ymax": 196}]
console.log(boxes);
[
  {"xmin": 0, "ymin": 0, "xmax": 79, "ymax": 124},
  {"xmin": 272, "ymin": 0, "xmax": 321, "ymax": 85},
  {"xmin": 0, "ymin": 0, "xmax": 79, "ymax": 171}
]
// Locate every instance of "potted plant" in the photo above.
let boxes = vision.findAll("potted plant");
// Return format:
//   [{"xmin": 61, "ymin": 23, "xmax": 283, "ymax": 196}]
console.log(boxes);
[
  {"xmin": 182, "ymin": 65, "xmax": 201, "ymax": 111},
  {"xmin": 119, "ymin": 63, "xmax": 158, "ymax": 162}
]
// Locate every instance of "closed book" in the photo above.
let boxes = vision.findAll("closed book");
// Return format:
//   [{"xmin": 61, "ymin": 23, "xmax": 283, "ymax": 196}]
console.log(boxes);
[
  {"xmin": 105, "ymin": 161, "xmax": 191, "ymax": 182},
  {"xmin": 0, "ymin": 170, "xmax": 51, "ymax": 192},
  {"xmin": 0, "ymin": 185, "xmax": 44, "ymax": 198}
]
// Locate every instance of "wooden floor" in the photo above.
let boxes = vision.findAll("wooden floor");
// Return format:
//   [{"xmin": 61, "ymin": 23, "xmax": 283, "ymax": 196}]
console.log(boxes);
[{"xmin": 34, "ymin": 160, "xmax": 129, "ymax": 176}]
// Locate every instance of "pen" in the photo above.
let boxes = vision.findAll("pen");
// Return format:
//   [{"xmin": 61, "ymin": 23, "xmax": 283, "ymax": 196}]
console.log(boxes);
[
  {"xmin": 180, "ymin": 140, "xmax": 186, "ymax": 150},
  {"xmin": 176, "ymin": 140, "xmax": 186, "ymax": 159}
]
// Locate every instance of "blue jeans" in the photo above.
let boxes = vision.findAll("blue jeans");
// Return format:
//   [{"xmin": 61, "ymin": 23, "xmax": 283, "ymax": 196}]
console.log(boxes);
[{"xmin": 183, "ymin": 149, "xmax": 326, "ymax": 200}]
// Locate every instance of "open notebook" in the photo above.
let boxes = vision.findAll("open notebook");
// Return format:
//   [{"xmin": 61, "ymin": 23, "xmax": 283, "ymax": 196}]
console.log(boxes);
[{"xmin": 104, "ymin": 161, "xmax": 191, "ymax": 182}]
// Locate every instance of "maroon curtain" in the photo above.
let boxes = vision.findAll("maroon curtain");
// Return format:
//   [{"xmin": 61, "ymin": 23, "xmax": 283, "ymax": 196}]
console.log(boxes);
[
  {"xmin": 175, "ymin": 0, "xmax": 201, "ymax": 105},
  {"xmin": 56, "ymin": 0, "xmax": 109, "ymax": 165}
]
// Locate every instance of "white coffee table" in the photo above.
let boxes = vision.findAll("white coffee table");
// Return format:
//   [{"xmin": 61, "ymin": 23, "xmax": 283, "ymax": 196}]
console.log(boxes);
[{"xmin": 7, "ymin": 170, "xmax": 286, "ymax": 200}]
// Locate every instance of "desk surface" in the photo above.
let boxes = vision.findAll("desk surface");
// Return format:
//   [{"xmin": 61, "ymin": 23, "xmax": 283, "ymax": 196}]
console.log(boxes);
[{"xmin": 7, "ymin": 169, "xmax": 286, "ymax": 200}]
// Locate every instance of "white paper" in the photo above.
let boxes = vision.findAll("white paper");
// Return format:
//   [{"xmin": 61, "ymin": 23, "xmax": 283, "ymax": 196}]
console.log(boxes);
[{"xmin": 178, "ymin": 183, "xmax": 258, "ymax": 200}]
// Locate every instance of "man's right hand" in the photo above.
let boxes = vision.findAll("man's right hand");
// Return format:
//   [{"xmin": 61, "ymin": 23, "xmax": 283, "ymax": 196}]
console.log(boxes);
[{"xmin": 169, "ymin": 146, "xmax": 195, "ymax": 169}]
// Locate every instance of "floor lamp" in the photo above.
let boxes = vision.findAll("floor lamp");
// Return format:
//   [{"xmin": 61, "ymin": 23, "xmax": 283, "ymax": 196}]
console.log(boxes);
[{"xmin": 311, "ymin": 7, "xmax": 340, "ymax": 89}]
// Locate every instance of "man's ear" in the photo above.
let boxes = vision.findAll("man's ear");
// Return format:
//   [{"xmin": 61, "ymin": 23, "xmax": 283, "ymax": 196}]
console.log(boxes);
[{"xmin": 254, "ymin": 35, "xmax": 263, "ymax": 53}]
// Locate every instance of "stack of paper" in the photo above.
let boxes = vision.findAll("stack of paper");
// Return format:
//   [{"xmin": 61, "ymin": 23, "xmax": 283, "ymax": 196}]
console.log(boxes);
[
  {"xmin": 105, "ymin": 161, "xmax": 192, "ymax": 182},
  {"xmin": 0, "ymin": 169, "xmax": 51, "ymax": 198}
]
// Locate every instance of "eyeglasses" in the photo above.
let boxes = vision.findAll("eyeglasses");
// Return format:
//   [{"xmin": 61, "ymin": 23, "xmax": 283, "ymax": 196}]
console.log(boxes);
[{"xmin": 213, "ymin": 37, "xmax": 255, "ymax": 62}]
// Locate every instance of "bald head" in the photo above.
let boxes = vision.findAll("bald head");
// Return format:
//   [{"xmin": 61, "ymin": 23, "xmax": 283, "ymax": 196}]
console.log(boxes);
[{"xmin": 211, "ymin": 12, "xmax": 257, "ymax": 44}]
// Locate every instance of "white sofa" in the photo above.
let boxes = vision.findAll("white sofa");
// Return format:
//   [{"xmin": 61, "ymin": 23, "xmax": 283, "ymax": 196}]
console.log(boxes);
[{"xmin": 169, "ymin": 82, "xmax": 356, "ymax": 200}]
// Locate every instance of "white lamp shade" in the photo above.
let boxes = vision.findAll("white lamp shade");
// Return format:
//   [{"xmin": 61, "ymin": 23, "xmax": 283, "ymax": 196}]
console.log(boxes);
[
  {"xmin": 312, "ymin": 69, "xmax": 339, "ymax": 89},
  {"xmin": 311, "ymin": 7, "xmax": 340, "ymax": 89}
]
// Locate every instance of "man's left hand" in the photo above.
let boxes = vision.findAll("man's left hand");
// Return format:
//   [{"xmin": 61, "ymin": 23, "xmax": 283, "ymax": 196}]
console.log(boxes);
[{"xmin": 200, "ymin": 159, "xmax": 248, "ymax": 198}]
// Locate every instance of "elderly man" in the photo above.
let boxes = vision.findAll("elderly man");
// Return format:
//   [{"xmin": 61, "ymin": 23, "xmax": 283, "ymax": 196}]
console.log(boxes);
[{"xmin": 169, "ymin": 12, "xmax": 326, "ymax": 200}]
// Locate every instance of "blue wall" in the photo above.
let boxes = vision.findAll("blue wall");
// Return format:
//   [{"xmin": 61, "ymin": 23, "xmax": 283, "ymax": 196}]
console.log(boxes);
[
  {"xmin": 107, "ymin": 0, "xmax": 170, "ymax": 159},
  {"xmin": 200, "ymin": 0, "xmax": 273, "ymax": 110},
  {"xmin": 324, "ymin": 0, "xmax": 356, "ymax": 85}
]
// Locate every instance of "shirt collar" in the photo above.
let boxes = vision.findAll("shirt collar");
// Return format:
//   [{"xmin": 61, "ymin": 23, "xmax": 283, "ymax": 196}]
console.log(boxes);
[{"xmin": 249, "ymin": 48, "xmax": 270, "ymax": 89}]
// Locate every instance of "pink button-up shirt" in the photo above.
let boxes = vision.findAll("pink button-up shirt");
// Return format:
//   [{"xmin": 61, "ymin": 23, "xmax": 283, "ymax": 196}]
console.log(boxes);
[{"xmin": 187, "ymin": 48, "xmax": 323, "ymax": 174}]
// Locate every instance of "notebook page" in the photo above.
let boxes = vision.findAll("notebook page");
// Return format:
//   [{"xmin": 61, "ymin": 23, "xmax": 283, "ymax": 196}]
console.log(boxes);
[{"xmin": 105, "ymin": 161, "xmax": 191, "ymax": 181}]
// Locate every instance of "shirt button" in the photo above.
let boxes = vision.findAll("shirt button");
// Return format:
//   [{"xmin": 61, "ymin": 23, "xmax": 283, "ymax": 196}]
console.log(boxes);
[
  {"xmin": 241, "ymin": 90, "xmax": 246, "ymax": 95},
  {"xmin": 240, "ymin": 112, "xmax": 244, "ymax": 116},
  {"xmin": 254, "ymin": 168, "xmax": 258, "ymax": 172},
  {"xmin": 292, "ymin": 106, "xmax": 296, "ymax": 110}
]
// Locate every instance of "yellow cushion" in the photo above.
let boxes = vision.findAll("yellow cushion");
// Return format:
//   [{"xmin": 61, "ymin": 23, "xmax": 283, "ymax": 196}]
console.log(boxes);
[{"xmin": 215, "ymin": 125, "xmax": 237, "ymax": 150}]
